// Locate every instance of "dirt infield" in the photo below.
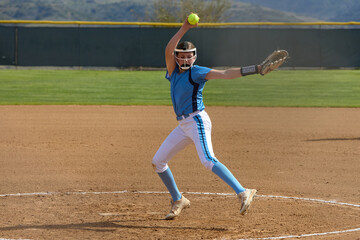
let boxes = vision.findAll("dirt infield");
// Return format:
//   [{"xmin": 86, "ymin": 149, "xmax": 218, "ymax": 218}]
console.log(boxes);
[{"xmin": 0, "ymin": 106, "xmax": 359, "ymax": 240}]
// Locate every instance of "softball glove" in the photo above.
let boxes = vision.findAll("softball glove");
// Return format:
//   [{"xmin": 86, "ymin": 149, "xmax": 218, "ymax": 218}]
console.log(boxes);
[{"xmin": 260, "ymin": 50, "xmax": 289, "ymax": 75}]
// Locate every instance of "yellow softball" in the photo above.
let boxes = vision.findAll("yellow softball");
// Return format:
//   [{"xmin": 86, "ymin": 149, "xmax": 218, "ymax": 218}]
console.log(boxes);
[{"xmin": 188, "ymin": 13, "xmax": 199, "ymax": 25}]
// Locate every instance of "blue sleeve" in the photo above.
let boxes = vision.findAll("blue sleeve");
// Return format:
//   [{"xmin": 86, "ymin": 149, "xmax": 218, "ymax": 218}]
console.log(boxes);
[
  {"xmin": 165, "ymin": 71, "xmax": 171, "ymax": 82},
  {"xmin": 191, "ymin": 65, "xmax": 212, "ymax": 83}
]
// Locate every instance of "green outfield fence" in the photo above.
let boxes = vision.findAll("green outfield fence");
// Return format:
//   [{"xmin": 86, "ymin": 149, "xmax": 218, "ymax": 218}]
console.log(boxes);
[{"xmin": 0, "ymin": 20, "xmax": 359, "ymax": 68}]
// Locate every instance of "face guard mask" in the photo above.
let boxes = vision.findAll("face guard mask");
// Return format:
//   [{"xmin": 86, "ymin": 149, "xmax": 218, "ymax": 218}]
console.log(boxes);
[{"xmin": 174, "ymin": 48, "xmax": 197, "ymax": 70}]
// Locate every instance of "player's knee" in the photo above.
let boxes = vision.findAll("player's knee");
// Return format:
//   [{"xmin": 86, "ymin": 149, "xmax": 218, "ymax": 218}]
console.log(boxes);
[
  {"xmin": 152, "ymin": 163, "xmax": 157, "ymax": 172},
  {"xmin": 152, "ymin": 157, "xmax": 167, "ymax": 173},
  {"xmin": 151, "ymin": 158, "xmax": 158, "ymax": 171},
  {"xmin": 201, "ymin": 160, "xmax": 214, "ymax": 171}
]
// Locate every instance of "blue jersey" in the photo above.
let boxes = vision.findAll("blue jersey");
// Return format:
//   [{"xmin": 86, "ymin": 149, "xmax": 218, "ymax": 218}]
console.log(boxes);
[{"xmin": 166, "ymin": 65, "xmax": 211, "ymax": 117}]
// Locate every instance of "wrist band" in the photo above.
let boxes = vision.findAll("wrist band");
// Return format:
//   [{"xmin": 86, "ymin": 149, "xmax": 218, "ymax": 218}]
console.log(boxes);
[{"xmin": 240, "ymin": 65, "xmax": 259, "ymax": 76}]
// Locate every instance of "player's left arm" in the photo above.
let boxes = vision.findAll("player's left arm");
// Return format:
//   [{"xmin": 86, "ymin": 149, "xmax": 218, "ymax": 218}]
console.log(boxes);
[
  {"xmin": 205, "ymin": 66, "xmax": 262, "ymax": 80},
  {"xmin": 205, "ymin": 50, "xmax": 288, "ymax": 80}
]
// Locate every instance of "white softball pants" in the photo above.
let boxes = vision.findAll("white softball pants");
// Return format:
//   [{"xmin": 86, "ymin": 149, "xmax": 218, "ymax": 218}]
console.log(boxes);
[{"xmin": 152, "ymin": 110, "xmax": 218, "ymax": 173}]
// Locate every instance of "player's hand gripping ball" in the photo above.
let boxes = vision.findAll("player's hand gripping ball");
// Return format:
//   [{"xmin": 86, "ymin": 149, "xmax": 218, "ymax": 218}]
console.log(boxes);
[{"xmin": 188, "ymin": 13, "xmax": 199, "ymax": 25}]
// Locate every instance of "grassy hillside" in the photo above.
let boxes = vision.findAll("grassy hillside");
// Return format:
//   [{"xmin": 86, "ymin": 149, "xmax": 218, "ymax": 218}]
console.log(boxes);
[
  {"xmin": 0, "ymin": 0, "xmax": 321, "ymax": 22},
  {"xmin": 238, "ymin": 0, "xmax": 360, "ymax": 21},
  {"xmin": 0, "ymin": 0, "xmax": 151, "ymax": 22},
  {"xmin": 227, "ymin": 2, "xmax": 320, "ymax": 22}
]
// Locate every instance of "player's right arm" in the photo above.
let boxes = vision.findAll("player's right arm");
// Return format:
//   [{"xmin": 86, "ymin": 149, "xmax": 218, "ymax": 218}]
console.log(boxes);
[{"xmin": 165, "ymin": 17, "xmax": 197, "ymax": 76}]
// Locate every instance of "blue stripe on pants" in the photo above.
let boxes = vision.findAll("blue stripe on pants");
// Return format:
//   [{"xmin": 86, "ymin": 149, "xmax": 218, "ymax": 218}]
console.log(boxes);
[{"xmin": 193, "ymin": 115, "xmax": 218, "ymax": 164}]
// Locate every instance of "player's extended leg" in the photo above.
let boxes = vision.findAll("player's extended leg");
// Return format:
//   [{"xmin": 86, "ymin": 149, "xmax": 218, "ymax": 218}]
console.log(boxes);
[
  {"xmin": 212, "ymin": 162, "xmax": 245, "ymax": 194},
  {"xmin": 190, "ymin": 111, "xmax": 257, "ymax": 214},
  {"xmin": 190, "ymin": 112, "xmax": 244, "ymax": 193},
  {"xmin": 152, "ymin": 125, "xmax": 192, "ymax": 219}
]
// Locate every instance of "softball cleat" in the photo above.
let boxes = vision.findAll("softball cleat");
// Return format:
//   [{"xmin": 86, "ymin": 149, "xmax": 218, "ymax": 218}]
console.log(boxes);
[
  {"xmin": 238, "ymin": 188, "xmax": 257, "ymax": 215},
  {"xmin": 165, "ymin": 195, "xmax": 190, "ymax": 220}
]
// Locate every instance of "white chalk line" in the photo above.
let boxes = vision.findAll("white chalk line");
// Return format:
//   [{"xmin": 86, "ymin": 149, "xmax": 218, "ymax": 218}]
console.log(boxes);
[
  {"xmin": 2, "ymin": 190, "xmax": 359, "ymax": 208},
  {"xmin": 0, "ymin": 238, "xmax": 31, "ymax": 240},
  {"xmin": 234, "ymin": 227, "xmax": 360, "ymax": 240},
  {"xmin": 1, "ymin": 190, "xmax": 359, "ymax": 240}
]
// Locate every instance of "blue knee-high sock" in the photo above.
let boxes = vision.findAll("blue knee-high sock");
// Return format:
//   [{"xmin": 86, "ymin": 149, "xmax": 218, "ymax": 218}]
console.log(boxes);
[
  {"xmin": 158, "ymin": 168, "xmax": 182, "ymax": 201},
  {"xmin": 212, "ymin": 162, "xmax": 245, "ymax": 194}
]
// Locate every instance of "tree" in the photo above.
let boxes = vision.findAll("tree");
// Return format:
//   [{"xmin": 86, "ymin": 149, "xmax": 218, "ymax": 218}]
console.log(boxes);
[{"xmin": 151, "ymin": 0, "xmax": 232, "ymax": 22}]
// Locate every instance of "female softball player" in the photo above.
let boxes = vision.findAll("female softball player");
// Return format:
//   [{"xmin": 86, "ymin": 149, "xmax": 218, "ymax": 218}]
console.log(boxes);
[{"xmin": 152, "ymin": 16, "xmax": 261, "ymax": 220}]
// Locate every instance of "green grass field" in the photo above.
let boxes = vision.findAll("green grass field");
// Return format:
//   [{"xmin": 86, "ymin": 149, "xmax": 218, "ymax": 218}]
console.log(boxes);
[{"xmin": 0, "ymin": 69, "xmax": 359, "ymax": 107}]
